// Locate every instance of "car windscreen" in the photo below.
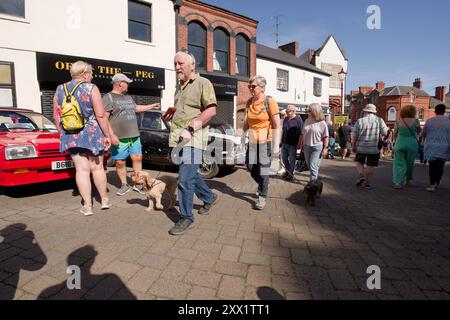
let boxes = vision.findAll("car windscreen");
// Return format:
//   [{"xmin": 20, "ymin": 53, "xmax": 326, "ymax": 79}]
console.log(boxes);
[
  {"xmin": 141, "ymin": 112, "xmax": 168, "ymax": 131},
  {"xmin": 0, "ymin": 111, "xmax": 57, "ymax": 132}
]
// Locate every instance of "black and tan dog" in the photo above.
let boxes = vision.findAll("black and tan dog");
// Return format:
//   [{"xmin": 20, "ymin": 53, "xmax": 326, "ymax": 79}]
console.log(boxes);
[
  {"xmin": 132, "ymin": 171, "xmax": 177, "ymax": 212},
  {"xmin": 303, "ymin": 178, "xmax": 323, "ymax": 206}
]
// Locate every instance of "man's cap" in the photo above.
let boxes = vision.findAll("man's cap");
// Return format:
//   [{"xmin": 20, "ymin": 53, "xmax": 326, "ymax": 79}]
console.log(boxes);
[
  {"xmin": 111, "ymin": 73, "xmax": 133, "ymax": 84},
  {"xmin": 362, "ymin": 104, "xmax": 377, "ymax": 114}
]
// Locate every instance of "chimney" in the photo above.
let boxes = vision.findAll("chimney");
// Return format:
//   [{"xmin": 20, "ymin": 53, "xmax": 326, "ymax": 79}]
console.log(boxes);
[
  {"xmin": 375, "ymin": 81, "xmax": 385, "ymax": 91},
  {"xmin": 413, "ymin": 78, "xmax": 422, "ymax": 90},
  {"xmin": 351, "ymin": 90, "xmax": 359, "ymax": 96},
  {"xmin": 279, "ymin": 41, "xmax": 299, "ymax": 57},
  {"xmin": 435, "ymin": 86, "xmax": 446, "ymax": 102},
  {"xmin": 359, "ymin": 86, "xmax": 373, "ymax": 95}
]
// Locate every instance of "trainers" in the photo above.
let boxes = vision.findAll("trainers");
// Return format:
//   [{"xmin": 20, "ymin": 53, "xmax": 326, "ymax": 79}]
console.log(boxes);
[
  {"xmin": 132, "ymin": 184, "xmax": 145, "ymax": 195},
  {"xmin": 364, "ymin": 184, "xmax": 373, "ymax": 190},
  {"xmin": 116, "ymin": 184, "xmax": 131, "ymax": 196},
  {"xmin": 425, "ymin": 185, "xmax": 436, "ymax": 192},
  {"xmin": 80, "ymin": 205, "xmax": 94, "ymax": 216},
  {"xmin": 199, "ymin": 193, "xmax": 219, "ymax": 215},
  {"xmin": 101, "ymin": 198, "xmax": 111, "ymax": 210},
  {"xmin": 169, "ymin": 218, "xmax": 194, "ymax": 236},
  {"xmin": 254, "ymin": 196, "xmax": 266, "ymax": 210},
  {"xmin": 356, "ymin": 176, "xmax": 365, "ymax": 187}
]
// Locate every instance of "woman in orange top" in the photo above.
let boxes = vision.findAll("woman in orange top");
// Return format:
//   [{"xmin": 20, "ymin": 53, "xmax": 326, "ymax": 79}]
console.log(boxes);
[{"xmin": 242, "ymin": 75, "xmax": 281, "ymax": 210}]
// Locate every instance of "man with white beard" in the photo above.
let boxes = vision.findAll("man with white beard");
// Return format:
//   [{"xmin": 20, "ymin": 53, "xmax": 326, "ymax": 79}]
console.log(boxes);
[{"xmin": 166, "ymin": 51, "xmax": 219, "ymax": 236}]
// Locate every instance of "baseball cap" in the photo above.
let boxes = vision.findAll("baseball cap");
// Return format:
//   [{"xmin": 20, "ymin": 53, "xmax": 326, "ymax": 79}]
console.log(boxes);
[{"xmin": 111, "ymin": 73, "xmax": 133, "ymax": 84}]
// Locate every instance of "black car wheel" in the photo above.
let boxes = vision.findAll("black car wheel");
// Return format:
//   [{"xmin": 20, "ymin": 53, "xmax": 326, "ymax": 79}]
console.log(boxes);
[{"xmin": 199, "ymin": 155, "xmax": 219, "ymax": 179}]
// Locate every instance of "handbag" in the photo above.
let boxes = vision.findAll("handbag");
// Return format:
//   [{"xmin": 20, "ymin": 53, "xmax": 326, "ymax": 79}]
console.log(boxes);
[{"xmin": 400, "ymin": 118, "xmax": 420, "ymax": 148}]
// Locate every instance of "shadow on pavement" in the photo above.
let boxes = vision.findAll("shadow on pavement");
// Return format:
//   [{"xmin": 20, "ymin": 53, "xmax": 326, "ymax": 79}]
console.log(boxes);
[
  {"xmin": 257, "ymin": 287, "xmax": 285, "ymax": 300},
  {"xmin": 0, "ymin": 179, "xmax": 76, "ymax": 198},
  {"xmin": 38, "ymin": 245, "xmax": 136, "ymax": 300},
  {"xmin": 0, "ymin": 223, "xmax": 48, "ymax": 300}
]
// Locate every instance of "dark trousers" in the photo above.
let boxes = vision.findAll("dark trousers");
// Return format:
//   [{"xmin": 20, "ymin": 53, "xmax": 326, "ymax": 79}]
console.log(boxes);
[
  {"xmin": 429, "ymin": 159, "xmax": 446, "ymax": 186},
  {"xmin": 246, "ymin": 142, "xmax": 272, "ymax": 198}
]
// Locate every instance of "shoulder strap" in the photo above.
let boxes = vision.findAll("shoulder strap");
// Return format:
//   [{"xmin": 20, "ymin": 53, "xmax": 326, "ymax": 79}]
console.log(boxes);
[
  {"xmin": 264, "ymin": 95, "xmax": 272, "ymax": 112},
  {"xmin": 63, "ymin": 83, "xmax": 70, "ymax": 98},
  {"xmin": 70, "ymin": 81, "xmax": 84, "ymax": 95},
  {"xmin": 401, "ymin": 118, "xmax": 417, "ymax": 138}
]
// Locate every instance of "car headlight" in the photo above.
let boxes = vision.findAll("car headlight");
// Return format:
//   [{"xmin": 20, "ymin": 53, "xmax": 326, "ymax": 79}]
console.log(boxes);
[{"xmin": 5, "ymin": 145, "xmax": 38, "ymax": 160}]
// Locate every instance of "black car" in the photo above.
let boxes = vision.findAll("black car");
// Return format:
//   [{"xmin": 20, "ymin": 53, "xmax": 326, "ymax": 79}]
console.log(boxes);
[{"xmin": 134, "ymin": 110, "xmax": 245, "ymax": 178}]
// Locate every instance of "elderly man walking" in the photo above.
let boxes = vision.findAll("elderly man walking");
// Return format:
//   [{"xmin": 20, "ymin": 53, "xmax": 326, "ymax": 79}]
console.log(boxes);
[
  {"xmin": 351, "ymin": 104, "xmax": 388, "ymax": 190},
  {"xmin": 167, "ymin": 51, "xmax": 219, "ymax": 236}
]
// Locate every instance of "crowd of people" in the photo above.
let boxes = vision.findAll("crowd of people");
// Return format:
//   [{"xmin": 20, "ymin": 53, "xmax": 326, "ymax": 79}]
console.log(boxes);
[{"xmin": 53, "ymin": 55, "xmax": 449, "ymax": 236}]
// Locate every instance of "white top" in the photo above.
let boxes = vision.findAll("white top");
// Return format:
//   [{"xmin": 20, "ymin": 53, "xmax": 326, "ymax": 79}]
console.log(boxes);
[{"xmin": 302, "ymin": 118, "xmax": 329, "ymax": 147}]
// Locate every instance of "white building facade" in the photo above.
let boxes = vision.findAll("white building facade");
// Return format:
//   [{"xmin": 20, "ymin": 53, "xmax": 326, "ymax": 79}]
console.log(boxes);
[
  {"xmin": 256, "ymin": 44, "xmax": 331, "ymax": 118},
  {"xmin": 311, "ymin": 35, "xmax": 349, "ymax": 115},
  {"xmin": 0, "ymin": 0, "xmax": 177, "ymax": 118}
]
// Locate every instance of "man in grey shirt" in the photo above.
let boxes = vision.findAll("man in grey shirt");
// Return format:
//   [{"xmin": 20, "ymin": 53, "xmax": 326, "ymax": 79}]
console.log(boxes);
[
  {"xmin": 351, "ymin": 104, "xmax": 388, "ymax": 190},
  {"xmin": 104, "ymin": 73, "xmax": 160, "ymax": 196}
]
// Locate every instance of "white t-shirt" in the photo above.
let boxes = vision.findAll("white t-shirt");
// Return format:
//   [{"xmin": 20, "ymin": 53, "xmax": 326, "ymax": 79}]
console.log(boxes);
[{"xmin": 302, "ymin": 118, "xmax": 329, "ymax": 147}]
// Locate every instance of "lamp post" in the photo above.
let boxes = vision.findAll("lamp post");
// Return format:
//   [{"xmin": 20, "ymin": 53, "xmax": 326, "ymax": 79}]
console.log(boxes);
[{"xmin": 338, "ymin": 68, "xmax": 347, "ymax": 115}]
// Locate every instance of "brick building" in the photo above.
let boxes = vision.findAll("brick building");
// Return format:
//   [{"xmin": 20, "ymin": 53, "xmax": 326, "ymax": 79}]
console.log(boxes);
[
  {"xmin": 175, "ymin": 0, "xmax": 258, "ymax": 129},
  {"xmin": 350, "ymin": 78, "xmax": 450, "ymax": 127}
]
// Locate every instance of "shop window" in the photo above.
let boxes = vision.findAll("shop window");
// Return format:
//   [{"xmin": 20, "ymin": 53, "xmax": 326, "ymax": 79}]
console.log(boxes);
[
  {"xmin": 0, "ymin": 0, "xmax": 25, "ymax": 18},
  {"xmin": 128, "ymin": 1, "xmax": 151, "ymax": 42},
  {"xmin": 188, "ymin": 21, "xmax": 206, "ymax": 70},
  {"xmin": 235, "ymin": 34, "xmax": 249, "ymax": 77},
  {"xmin": 0, "ymin": 62, "xmax": 16, "ymax": 107},
  {"xmin": 213, "ymin": 28, "xmax": 229, "ymax": 73},
  {"xmin": 313, "ymin": 77, "xmax": 322, "ymax": 97},
  {"xmin": 387, "ymin": 107, "xmax": 397, "ymax": 121},
  {"xmin": 418, "ymin": 107, "xmax": 425, "ymax": 121},
  {"xmin": 276, "ymin": 69, "xmax": 289, "ymax": 92}
]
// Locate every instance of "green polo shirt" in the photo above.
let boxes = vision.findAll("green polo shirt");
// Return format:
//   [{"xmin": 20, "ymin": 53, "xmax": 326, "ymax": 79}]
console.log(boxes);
[{"xmin": 169, "ymin": 75, "xmax": 217, "ymax": 150}]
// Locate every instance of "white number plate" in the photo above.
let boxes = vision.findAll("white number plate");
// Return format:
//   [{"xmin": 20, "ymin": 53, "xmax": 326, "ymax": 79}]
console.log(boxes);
[{"xmin": 51, "ymin": 160, "xmax": 74, "ymax": 170}]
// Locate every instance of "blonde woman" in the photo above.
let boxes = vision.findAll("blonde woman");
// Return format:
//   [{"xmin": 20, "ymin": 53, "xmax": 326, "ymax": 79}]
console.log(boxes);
[
  {"xmin": 53, "ymin": 61, "xmax": 112, "ymax": 216},
  {"xmin": 300, "ymin": 103, "xmax": 329, "ymax": 181},
  {"xmin": 243, "ymin": 75, "xmax": 281, "ymax": 210}
]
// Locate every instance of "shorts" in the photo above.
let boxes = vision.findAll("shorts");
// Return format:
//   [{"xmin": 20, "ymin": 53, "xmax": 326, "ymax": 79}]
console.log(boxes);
[
  {"xmin": 339, "ymin": 140, "xmax": 351, "ymax": 149},
  {"xmin": 68, "ymin": 147, "xmax": 104, "ymax": 157},
  {"xmin": 111, "ymin": 136, "xmax": 142, "ymax": 160},
  {"xmin": 354, "ymin": 153, "xmax": 380, "ymax": 167}
]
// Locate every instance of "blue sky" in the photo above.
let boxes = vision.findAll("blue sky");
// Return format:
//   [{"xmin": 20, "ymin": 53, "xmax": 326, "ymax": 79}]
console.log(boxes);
[{"xmin": 202, "ymin": 0, "xmax": 450, "ymax": 95}]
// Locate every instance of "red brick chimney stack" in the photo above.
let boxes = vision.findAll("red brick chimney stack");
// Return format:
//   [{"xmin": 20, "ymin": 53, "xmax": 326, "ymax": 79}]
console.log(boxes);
[
  {"xmin": 435, "ymin": 86, "xmax": 446, "ymax": 102},
  {"xmin": 359, "ymin": 86, "xmax": 373, "ymax": 95},
  {"xmin": 278, "ymin": 41, "xmax": 299, "ymax": 57},
  {"xmin": 376, "ymin": 81, "xmax": 385, "ymax": 91},
  {"xmin": 413, "ymin": 78, "xmax": 422, "ymax": 90}
]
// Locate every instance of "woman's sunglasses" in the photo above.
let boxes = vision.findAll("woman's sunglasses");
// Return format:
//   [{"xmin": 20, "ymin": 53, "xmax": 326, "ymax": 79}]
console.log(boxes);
[{"xmin": 248, "ymin": 84, "xmax": 258, "ymax": 90}]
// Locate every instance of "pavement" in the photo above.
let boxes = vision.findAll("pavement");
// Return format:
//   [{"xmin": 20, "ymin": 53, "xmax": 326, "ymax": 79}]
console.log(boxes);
[{"xmin": 0, "ymin": 158, "xmax": 449, "ymax": 300}]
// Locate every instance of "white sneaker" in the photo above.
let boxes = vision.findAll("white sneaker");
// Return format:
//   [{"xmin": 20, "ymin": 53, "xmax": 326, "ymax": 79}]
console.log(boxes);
[{"xmin": 425, "ymin": 185, "xmax": 436, "ymax": 192}]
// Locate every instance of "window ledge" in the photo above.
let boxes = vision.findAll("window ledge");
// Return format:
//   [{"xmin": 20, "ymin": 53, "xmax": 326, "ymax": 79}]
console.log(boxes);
[
  {"xmin": 125, "ymin": 38, "xmax": 155, "ymax": 47},
  {"xmin": 0, "ymin": 14, "xmax": 30, "ymax": 24}
]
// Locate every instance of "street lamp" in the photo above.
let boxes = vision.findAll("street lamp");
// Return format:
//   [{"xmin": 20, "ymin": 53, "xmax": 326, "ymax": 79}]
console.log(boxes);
[{"xmin": 338, "ymin": 68, "xmax": 347, "ymax": 115}]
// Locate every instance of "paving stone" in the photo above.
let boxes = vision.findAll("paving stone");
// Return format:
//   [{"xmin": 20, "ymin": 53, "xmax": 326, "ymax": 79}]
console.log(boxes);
[
  {"xmin": 160, "ymin": 259, "xmax": 192, "ymax": 281},
  {"xmin": 192, "ymin": 240, "xmax": 222, "ymax": 254},
  {"xmin": 191, "ymin": 252, "xmax": 219, "ymax": 271},
  {"xmin": 242, "ymin": 239, "xmax": 261, "ymax": 254},
  {"xmin": 217, "ymin": 275, "xmax": 245, "ymax": 300},
  {"xmin": 271, "ymin": 257, "xmax": 296, "ymax": 277},
  {"xmin": 239, "ymin": 253, "xmax": 270, "ymax": 266},
  {"xmin": 423, "ymin": 290, "xmax": 450, "ymax": 300},
  {"xmin": 261, "ymin": 245, "xmax": 290, "ymax": 258},
  {"xmin": 391, "ymin": 281, "xmax": 427, "ymax": 300},
  {"xmin": 328, "ymin": 269, "xmax": 358, "ymax": 291},
  {"xmin": 219, "ymin": 246, "xmax": 241, "ymax": 262},
  {"xmin": 166, "ymin": 246, "xmax": 199, "ymax": 262},
  {"xmin": 291, "ymin": 248, "xmax": 314, "ymax": 266},
  {"xmin": 313, "ymin": 256, "xmax": 347, "ymax": 269},
  {"xmin": 21, "ymin": 274, "xmax": 61, "ymax": 296},
  {"xmin": 215, "ymin": 260, "xmax": 247, "ymax": 277},
  {"xmin": 103, "ymin": 260, "xmax": 141, "ymax": 281},
  {"xmin": 216, "ymin": 235, "xmax": 243, "ymax": 247},
  {"xmin": 148, "ymin": 240, "xmax": 175, "ymax": 255},
  {"xmin": 337, "ymin": 290, "xmax": 378, "ymax": 300},
  {"xmin": 127, "ymin": 267, "xmax": 161, "ymax": 293},
  {"xmin": 148, "ymin": 278, "xmax": 191, "ymax": 299},
  {"xmin": 285, "ymin": 291, "xmax": 313, "ymax": 300},
  {"xmin": 187, "ymin": 286, "xmax": 218, "ymax": 300},
  {"xmin": 184, "ymin": 269, "xmax": 222, "ymax": 289},
  {"xmin": 136, "ymin": 253, "xmax": 171, "ymax": 270},
  {"xmin": 246, "ymin": 265, "xmax": 271, "ymax": 287}
]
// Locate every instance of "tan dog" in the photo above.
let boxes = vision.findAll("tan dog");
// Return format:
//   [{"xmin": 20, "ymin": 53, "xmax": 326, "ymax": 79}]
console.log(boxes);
[{"xmin": 132, "ymin": 171, "xmax": 177, "ymax": 212}]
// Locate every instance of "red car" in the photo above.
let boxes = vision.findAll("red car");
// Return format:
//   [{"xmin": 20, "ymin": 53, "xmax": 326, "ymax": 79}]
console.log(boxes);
[{"xmin": 0, "ymin": 108, "xmax": 75, "ymax": 187}]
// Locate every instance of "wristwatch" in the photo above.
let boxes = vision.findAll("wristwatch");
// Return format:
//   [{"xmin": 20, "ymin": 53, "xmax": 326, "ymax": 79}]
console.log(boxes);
[{"xmin": 186, "ymin": 125, "xmax": 195, "ymax": 136}]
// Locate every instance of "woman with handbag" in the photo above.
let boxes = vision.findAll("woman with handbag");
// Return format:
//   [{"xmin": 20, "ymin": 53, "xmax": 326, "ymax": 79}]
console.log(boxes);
[{"xmin": 392, "ymin": 105, "xmax": 421, "ymax": 189}]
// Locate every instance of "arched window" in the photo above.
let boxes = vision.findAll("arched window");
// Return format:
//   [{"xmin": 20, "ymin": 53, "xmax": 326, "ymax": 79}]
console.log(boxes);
[
  {"xmin": 188, "ymin": 21, "xmax": 206, "ymax": 70},
  {"xmin": 387, "ymin": 107, "xmax": 397, "ymax": 121},
  {"xmin": 235, "ymin": 34, "xmax": 249, "ymax": 77},
  {"xmin": 418, "ymin": 107, "xmax": 425, "ymax": 120},
  {"xmin": 213, "ymin": 28, "xmax": 229, "ymax": 73}
]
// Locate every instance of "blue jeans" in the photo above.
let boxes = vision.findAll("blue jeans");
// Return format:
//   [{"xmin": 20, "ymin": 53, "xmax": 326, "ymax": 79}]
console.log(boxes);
[
  {"xmin": 178, "ymin": 147, "xmax": 214, "ymax": 222},
  {"xmin": 246, "ymin": 142, "xmax": 271, "ymax": 197},
  {"xmin": 303, "ymin": 143, "xmax": 323, "ymax": 181},
  {"xmin": 281, "ymin": 144, "xmax": 297, "ymax": 176}
]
